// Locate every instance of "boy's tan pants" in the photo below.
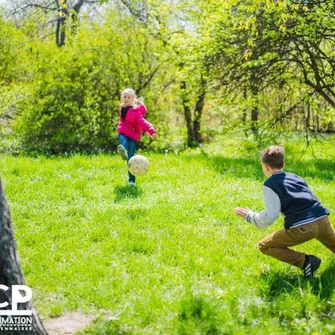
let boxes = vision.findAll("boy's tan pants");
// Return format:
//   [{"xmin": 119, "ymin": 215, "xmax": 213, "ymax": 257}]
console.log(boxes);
[{"xmin": 258, "ymin": 216, "xmax": 335, "ymax": 269}]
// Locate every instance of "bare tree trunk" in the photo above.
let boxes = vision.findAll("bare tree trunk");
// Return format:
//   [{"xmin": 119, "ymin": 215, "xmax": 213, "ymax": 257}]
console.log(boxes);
[
  {"xmin": 250, "ymin": 74, "xmax": 259, "ymax": 135},
  {"xmin": 0, "ymin": 178, "xmax": 47, "ymax": 335},
  {"xmin": 306, "ymin": 101, "xmax": 311, "ymax": 131},
  {"xmin": 193, "ymin": 78, "xmax": 206, "ymax": 144},
  {"xmin": 242, "ymin": 87, "xmax": 247, "ymax": 123},
  {"xmin": 180, "ymin": 81, "xmax": 196, "ymax": 147},
  {"xmin": 316, "ymin": 111, "xmax": 320, "ymax": 132}
]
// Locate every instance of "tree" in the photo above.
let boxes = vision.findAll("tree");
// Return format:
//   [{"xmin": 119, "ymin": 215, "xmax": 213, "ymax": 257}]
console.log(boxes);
[
  {"xmin": 117, "ymin": 0, "xmax": 209, "ymax": 147},
  {"xmin": 13, "ymin": 5, "xmax": 167, "ymax": 153},
  {"xmin": 56, "ymin": 0, "xmax": 102, "ymax": 47},
  {"xmin": 0, "ymin": 177, "xmax": 47, "ymax": 334},
  {"xmin": 3, "ymin": 0, "xmax": 103, "ymax": 46},
  {"xmin": 199, "ymin": 0, "xmax": 335, "ymax": 133}
]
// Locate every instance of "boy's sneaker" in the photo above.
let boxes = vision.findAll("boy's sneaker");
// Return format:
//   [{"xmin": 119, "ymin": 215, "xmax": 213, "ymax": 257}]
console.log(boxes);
[
  {"xmin": 303, "ymin": 255, "xmax": 321, "ymax": 279},
  {"xmin": 129, "ymin": 181, "xmax": 136, "ymax": 187},
  {"xmin": 117, "ymin": 145, "xmax": 128, "ymax": 160}
]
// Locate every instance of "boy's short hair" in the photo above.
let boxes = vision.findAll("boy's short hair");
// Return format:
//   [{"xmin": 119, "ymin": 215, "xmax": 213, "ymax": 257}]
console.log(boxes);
[{"xmin": 261, "ymin": 146, "xmax": 285, "ymax": 169}]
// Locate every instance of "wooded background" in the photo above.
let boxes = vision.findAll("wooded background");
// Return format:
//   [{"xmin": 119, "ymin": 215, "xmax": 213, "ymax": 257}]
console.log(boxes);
[{"xmin": 1, "ymin": 0, "xmax": 334, "ymax": 154}]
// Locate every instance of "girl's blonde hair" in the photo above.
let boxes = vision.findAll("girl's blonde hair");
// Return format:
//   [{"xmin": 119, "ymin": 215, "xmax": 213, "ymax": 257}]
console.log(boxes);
[{"xmin": 120, "ymin": 88, "xmax": 144, "ymax": 107}]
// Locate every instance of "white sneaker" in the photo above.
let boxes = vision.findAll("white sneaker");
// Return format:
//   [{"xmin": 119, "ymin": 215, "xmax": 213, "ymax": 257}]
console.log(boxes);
[
  {"xmin": 129, "ymin": 181, "xmax": 136, "ymax": 187},
  {"xmin": 117, "ymin": 145, "xmax": 128, "ymax": 160}
]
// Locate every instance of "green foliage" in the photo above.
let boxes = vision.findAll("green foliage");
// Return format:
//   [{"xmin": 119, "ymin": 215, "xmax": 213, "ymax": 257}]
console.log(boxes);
[
  {"xmin": 1, "ymin": 1, "xmax": 335, "ymax": 154},
  {"xmin": 14, "ymin": 41, "xmax": 117, "ymax": 153},
  {"xmin": 191, "ymin": 0, "xmax": 335, "ymax": 135},
  {"xmin": 12, "ymin": 8, "xmax": 168, "ymax": 154},
  {"xmin": 0, "ymin": 16, "xmax": 24, "ymax": 85}
]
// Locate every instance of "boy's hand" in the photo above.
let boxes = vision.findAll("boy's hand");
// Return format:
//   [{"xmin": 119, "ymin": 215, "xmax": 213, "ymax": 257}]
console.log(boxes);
[{"xmin": 234, "ymin": 207, "xmax": 251, "ymax": 220}]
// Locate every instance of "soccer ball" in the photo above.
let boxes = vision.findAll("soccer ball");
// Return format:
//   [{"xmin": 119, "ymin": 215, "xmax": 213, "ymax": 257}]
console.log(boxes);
[{"xmin": 128, "ymin": 155, "xmax": 149, "ymax": 176}]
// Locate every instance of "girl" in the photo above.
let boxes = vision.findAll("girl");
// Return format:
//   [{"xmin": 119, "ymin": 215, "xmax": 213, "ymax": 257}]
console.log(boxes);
[{"xmin": 116, "ymin": 88, "xmax": 157, "ymax": 186}]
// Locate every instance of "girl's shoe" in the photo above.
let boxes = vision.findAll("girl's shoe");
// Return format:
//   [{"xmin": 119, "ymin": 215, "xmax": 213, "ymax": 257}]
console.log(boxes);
[
  {"xmin": 129, "ymin": 181, "xmax": 136, "ymax": 187},
  {"xmin": 117, "ymin": 145, "xmax": 128, "ymax": 160}
]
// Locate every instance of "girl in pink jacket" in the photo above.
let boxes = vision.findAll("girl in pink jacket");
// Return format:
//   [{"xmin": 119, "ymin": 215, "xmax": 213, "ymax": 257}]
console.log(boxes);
[{"xmin": 116, "ymin": 88, "xmax": 157, "ymax": 186}]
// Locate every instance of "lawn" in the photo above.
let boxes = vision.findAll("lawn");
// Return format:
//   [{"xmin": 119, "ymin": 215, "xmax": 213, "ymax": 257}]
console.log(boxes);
[{"xmin": 1, "ymin": 138, "xmax": 335, "ymax": 334}]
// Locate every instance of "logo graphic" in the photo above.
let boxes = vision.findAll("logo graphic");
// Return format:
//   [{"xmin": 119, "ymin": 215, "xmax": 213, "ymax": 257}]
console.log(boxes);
[
  {"xmin": 0, "ymin": 285, "xmax": 32, "ymax": 316},
  {"xmin": 0, "ymin": 285, "xmax": 33, "ymax": 331}
]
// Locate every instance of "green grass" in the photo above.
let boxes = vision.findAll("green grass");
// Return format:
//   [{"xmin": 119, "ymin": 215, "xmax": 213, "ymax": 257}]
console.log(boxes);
[{"xmin": 1, "ymin": 139, "xmax": 335, "ymax": 334}]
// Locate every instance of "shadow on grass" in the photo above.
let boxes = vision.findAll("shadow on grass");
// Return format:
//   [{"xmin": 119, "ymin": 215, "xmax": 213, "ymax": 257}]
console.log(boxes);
[
  {"xmin": 259, "ymin": 261, "xmax": 335, "ymax": 301},
  {"xmin": 209, "ymin": 156, "xmax": 263, "ymax": 180},
  {"xmin": 205, "ymin": 156, "xmax": 335, "ymax": 182},
  {"xmin": 176, "ymin": 295, "xmax": 221, "ymax": 334},
  {"xmin": 259, "ymin": 271, "xmax": 301, "ymax": 300},
  {"xmin": 315, "ymin": 260, "xmax": 335, "ymax": 299},
  {"xmin": 113, "ymin": 184, "xmax": 142, "ymax": 203}
]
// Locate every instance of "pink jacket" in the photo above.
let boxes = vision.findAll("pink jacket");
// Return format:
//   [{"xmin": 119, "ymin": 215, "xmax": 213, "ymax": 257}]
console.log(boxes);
[{"xmin": 116, "ymin": 103, "xmax": 156, "ymax": 142}]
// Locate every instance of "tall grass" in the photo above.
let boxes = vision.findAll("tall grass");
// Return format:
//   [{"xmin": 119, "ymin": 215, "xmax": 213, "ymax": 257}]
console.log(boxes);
[{"xmin": 1, "ymin": 137, "xmax": 335, "ymax": 334}]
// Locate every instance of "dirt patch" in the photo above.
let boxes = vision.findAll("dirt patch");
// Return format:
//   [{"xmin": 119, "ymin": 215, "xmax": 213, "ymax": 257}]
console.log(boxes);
[{"xmin": 43, "ymin": 312, "xmax": 94, "ymax": 335}]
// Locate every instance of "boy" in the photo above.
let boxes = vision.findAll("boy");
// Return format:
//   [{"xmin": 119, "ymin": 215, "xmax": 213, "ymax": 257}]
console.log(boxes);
[{"xmin": 234, "ymin": 145, "xmax": 335, "ymax": 279}]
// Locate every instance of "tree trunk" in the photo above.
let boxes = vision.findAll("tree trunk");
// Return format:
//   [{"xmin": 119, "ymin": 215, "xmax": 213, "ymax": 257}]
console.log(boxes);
[
  {"xmin": 250, "ymin": 78, "xmax": 259, "ymax": 135},
  {"xmin": 251, "ymin": 90, "xmax": 258, "ymax": 134},
  {"xmin": 56, "ymin": 0, "xmax": 68, "ymax": 47},
  {"xmin": 193, "ymin": 79, "xmax": 206, "ymax": 144},
  {"xmin": 0, "ymin": 178, "xmax": 47, "ymax": 335},
  {"xmin": 306, "ymin": 101, "xmax": 311, "ymax": 132},
  {"xmin": 242, "ymin": 87, "xmax": 247, "ymax": 123},
  {"xmin": 180, "ymin": 81, "xmax": 195, "ymax": 147},
  {"xmin": 72, "ymin": 0, "xmax": 85, "ymax": 35}
]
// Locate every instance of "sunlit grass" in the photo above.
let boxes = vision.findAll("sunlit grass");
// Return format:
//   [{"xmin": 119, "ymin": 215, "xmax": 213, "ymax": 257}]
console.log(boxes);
[{"xmin": 1, "ymin": 137, "xmax": 335, "ymax": 334}]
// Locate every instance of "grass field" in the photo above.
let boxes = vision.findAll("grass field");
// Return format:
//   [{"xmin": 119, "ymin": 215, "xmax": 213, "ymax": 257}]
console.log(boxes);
[{"xmin": 1, "ymin": 138, "xmax": 335, "ymax": 334}]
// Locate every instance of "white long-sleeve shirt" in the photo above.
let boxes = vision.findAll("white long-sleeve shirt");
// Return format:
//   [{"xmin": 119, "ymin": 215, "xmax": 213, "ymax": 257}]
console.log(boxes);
[{"xmin": 246, "ymin": 186, "xmax": 281, "ymax": 229}]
